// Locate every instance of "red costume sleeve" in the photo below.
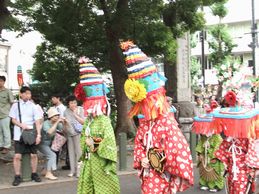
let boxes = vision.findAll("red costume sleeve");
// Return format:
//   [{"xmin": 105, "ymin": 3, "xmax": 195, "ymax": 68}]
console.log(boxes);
[
  {"xmin": 214, "ymin": 139, "xmax": 230, "ymax": 166},
  {"xmin": 161, "ymin": 114, "xmax": 194, "ymax": 186},
  {"xmin": 245, "ymin": 139, "xmax": 259, "ymax": 169},
  {"xmin": 133, "ymin": 125, "xmax": 146, "ymax": 170}
]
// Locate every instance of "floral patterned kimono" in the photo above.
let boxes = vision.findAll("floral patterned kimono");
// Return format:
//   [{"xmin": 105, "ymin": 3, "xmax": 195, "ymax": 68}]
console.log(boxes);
[
  {"xmin": 134, "ymin": 112, "xmax": 194, "ymax": 194},
  {"xmin": 77, "ymin": 115, "xmax": 120, "ymax": 194},
  {"xmin": 196, "ymin": 134, "xmax": 225, "ymax": 190},
  {"xmin": 215, "ymin": 137, "xmax": 259, "ymax": 194}
]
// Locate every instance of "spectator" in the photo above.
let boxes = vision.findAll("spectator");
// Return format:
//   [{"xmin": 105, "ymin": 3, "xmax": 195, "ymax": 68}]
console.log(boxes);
[
  {"xmin": 166, "ymin": 96, "xmax": 181, "ymax": 127},
  {"xmin": 38, "ymin": 107, "xmax": 64, "ymax": 180},
  {"xmin": 51, "ymin": 94, "xmax": 66, "ymax": 117},
  {"xmin": 64, "ymin": 95, "xmax": 84, "ymax": 177},
  {"xmin": 51, "ymin": 93, "xmax": 68, "ymax": 169},
  {"xmin": 31, "ymin": 95, "xmax": 44, "ymax": 126},
  {"xmin": 9, "ymin": 86, "xmax": 42, "ymax": 186},
  {"xmin": 0, "ymin": 75, "xmax": 14, "ymax": 154},
  {"xmin": 194, "ymin": 95, "xmax": 205, "ymax": 116}
]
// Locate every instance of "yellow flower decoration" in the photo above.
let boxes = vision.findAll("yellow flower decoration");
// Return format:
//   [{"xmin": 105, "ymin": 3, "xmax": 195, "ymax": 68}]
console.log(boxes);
[{"xmin": 124, "ymin": 79, "xmax": 147, "ymax": 103}]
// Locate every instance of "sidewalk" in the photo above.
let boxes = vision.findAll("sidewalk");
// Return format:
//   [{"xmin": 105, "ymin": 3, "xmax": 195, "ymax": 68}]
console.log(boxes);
[{"xmin": 0, "ymin": 145, "xmax": 136, "ymax": 190}]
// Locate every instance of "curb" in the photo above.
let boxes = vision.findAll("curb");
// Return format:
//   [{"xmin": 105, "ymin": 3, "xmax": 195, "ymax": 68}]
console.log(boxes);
[{"xmin": 0, "ymin": 170, "xmax": 137, "ymax": 191}]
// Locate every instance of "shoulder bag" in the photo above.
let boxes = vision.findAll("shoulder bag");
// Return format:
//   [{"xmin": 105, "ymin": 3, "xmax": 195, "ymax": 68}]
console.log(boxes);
[{"xmin": 18, "ymin": 101, "xmax": 37, "ymax": 145}]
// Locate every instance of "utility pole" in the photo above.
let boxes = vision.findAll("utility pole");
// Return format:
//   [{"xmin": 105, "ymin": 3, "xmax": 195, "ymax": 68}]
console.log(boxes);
[
  {"xmin": 200, "ymin": 31, "xmax": 205, "ymax": 87},
  {"xmin": 251, "ymin": 0, "xmax": 257, "ymax": 76},
  {"xmin": 250, "ymin": 0, "xmax": 258, "ymax": 102},
  {"xmin": 200, "ymin": 6, "xmax": 205, "ymax": 87}
]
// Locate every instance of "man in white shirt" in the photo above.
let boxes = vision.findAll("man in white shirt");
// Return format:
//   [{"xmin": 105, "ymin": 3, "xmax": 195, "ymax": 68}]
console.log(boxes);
[
  {"xmin": 9, "ymin": 86, "xmax": 42, "ymax": 186},
  {"xmin": 51, "ymin": 94, "xmax": 66, "ymax": 117}
]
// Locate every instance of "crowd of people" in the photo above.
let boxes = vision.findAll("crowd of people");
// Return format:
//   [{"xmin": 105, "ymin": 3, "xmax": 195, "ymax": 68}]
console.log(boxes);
[{"xmin": 0, "ymin": 74, "xmax": 88, "ymax": 186}]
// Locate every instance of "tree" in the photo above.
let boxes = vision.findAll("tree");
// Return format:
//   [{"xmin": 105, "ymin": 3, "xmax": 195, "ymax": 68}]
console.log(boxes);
[
  {"xmin": 6, "ymin": 0, "xmax": 224, "ymax": 135},
  {"xmin": 7, "ymin": 0, "xmax": 167, "ymax": 135},
  {"xmin": 31, "ymin": 42, "xmax": 78, "ymax": 95},
  {"xmin": 207, "ymin": 0, "xmax": 237, "ymax": 99},
  {"xmin": 162, "ymin": 0, "xmax": 226, "ymax": 100},
  {"xmin": 0, "ymin": 0, "xmax": 10, "ymax": 37}
]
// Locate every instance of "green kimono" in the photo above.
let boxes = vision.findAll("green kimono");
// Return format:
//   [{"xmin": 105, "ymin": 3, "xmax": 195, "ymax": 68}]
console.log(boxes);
[
  {"xmin": 77, "ymin": 115, "xmax": 120, "ymax": 194},
  {"xmin": 196, "ymin": 134, "xmax": 225, "ymax": 190}
]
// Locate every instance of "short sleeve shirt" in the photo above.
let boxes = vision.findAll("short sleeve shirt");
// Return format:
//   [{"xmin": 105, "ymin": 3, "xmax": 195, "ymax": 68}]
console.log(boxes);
[
  {"xmin": 55, "ymin": 104, "xmax": 66, "ymax": 117},
  {"xmin": 0, "ymin": 88, "xmax": 14, "ymax": 119},
  {"xmin": 41, "ymin": 120, "xmax": 63, "ymax": 146},
  {"xmin": 9, "ymin": 100, "xmax": 42, "ymax": 141}
]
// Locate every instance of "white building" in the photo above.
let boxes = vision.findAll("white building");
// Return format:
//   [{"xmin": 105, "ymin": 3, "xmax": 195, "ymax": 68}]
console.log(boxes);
[
  {"xmin": 191, "ymin": 0, "xmax": 259, "ymax": 82},
  {"xmin": 0, "ymin": 31, "xmax": 42, "ymax": 92},
  {"xmin": 0, "ymin": 41, "xmax": 11, "ymax": 87}
]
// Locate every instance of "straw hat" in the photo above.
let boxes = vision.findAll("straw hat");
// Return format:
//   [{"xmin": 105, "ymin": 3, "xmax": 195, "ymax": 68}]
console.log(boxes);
[{"xmin": 47, "ymin": 107, "xmax": 60, "ymax": 119}]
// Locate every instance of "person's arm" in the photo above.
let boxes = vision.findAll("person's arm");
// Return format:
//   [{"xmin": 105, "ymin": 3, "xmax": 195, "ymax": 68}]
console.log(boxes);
[
  {"xmin": 47, "ymin": 119, "xmax": 63, "ymax": 135},
  {"xmin": 35, "ymin": 119, "xmax": 41, "ymax": 145},
  {"xmin": 73, "ymin": 107, "xmax": 85, "ymax": 124},
  {"xmin": 8, "ymin": 90, "xmax": 14, "ymax": 104},
  {"xmin": 32, "ymin": 103, "xmax": 43, "ymax": 145},
  {"xmin": 11, "ymin": 118, "xmax": 30, "ymax": 130},
  {"xmin": 9, "ymin": 103, "xmax": 29, "ymax": 130}
]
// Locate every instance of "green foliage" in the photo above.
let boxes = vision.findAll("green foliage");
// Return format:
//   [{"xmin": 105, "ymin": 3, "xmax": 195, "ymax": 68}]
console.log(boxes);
[
  {"xmin": 211, "ymin": 1, "xmax": 228, "ymax": 18},
  {"xmin": 208, "ymin": 24, "xmax": 236, "ymax": 68},
  {"xmin": 191, "ymin": 56, "xmax": 202, "ymax": 92},
  {"xmin": 207, "ymin": 0, "xmax": 235, "ymax": 72},
  {"xmin": 163, "ymin": 0, "xmax": 206, "ymax": 38},
  {"xmin": 207, "ymin": 0, "xmax": 238, "ymax": 99},
  {"xmin": 5, "ymin": 0, "xmax": 225, "ymax": 133},
  {"xmin": 31, "ymin": 41, "xmax": 78, "ymax": 96}
]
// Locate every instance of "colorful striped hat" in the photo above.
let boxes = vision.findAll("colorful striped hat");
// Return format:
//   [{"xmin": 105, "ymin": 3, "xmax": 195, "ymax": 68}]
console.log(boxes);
[
  {"xmin": 121, "ymin": 41, "xmax": 170, "ymax": 121},
  {"xmin": 79, "ymin": 57, "xmax": 103, "ymax": 86},
  {"xmin": 121, "ymin": 41, "xmax": 157, "ymax": 80},
  {"xmin": 74, "ymin": 56, "xmax": 110, "ymax": 116}
]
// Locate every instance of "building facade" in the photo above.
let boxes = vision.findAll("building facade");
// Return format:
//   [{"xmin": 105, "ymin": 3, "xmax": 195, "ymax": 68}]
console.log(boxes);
[
  {"xmin": 191, "ymin": 0, "xmax": 259, "ymax": 82},
  {"xmin": 0, "ymin": 41, "xmax": 11, "ymax": 88}
]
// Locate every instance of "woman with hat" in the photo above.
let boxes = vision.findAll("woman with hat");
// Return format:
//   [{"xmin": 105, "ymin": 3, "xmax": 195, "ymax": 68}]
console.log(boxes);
[
  {"xmin": 38, "ymin": 107, "xmax": 64, "ymax": 180},
  {"xmin": 75, "ymin": 57, "xmax": 120, "ymax": 194}
]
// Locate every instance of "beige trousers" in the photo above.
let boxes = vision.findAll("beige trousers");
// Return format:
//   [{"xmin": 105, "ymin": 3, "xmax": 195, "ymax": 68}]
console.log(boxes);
[{"xmin": 67, "ymin": 134, "xmax": 82, "ymax": 174}]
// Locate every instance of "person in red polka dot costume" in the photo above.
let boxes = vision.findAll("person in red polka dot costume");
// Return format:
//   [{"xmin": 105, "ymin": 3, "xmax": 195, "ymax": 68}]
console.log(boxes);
[
  {"xmin": 121, "ymin": 41, "xmax": 194, "ymax": 194},
  {"xmin": 214, "ymin": 91, "xmax": 259, "ymax": 194},
  {"xmin": 215, "ymin": 137, "xmax": 259, "ymax": 194}
]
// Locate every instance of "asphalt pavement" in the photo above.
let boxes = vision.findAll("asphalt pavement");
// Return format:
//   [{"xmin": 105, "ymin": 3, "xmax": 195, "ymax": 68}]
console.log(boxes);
[{"xmin": 0, "ymin": 170, "xmax": 228, "ymax": 194}]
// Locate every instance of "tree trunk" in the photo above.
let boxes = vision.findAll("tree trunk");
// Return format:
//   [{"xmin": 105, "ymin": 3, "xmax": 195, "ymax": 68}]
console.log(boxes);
[
  {"xmin": 100, "ymin": 0, "xmax": 135, "ymax": 137},
  {"xmin": 0, "ymin": 0, "xmax": 10, "ymax": 35},
  {"xmin": 164, "ymin": 59, "xmax": 178, "ymax": 102},
  {"xmin": 107, "ymin": 39, "xmax": 136, "ymax": 137}
]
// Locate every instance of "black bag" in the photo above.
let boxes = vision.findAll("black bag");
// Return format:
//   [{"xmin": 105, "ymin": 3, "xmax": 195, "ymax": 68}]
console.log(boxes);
[
  {"xmin": 20, "ymin": 128, "xmax": 37, "ymax": 145},
  {"xmin": 18, "ymin": 101, "xmax": 37, "ymax": 145}
]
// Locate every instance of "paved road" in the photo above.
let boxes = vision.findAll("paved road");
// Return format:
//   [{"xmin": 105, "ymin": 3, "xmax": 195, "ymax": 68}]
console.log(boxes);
[{"xmin": 0, "ymin": 173, "xmax": 227, "ymax": 194}]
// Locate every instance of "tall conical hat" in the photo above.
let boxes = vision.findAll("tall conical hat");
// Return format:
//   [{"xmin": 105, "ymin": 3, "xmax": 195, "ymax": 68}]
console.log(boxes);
[
  {"xmin": 74, "ymin": 56, "xmax": 110, "ymax": 116},
  {"xmin": 121, "ymin": 41, "xmax": 170, "ymax": 120}
]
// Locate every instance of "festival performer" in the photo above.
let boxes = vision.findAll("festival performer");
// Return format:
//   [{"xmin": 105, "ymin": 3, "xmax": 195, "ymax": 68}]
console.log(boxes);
[
  {"xmin": 121, "ymin": 41, "xmax": 193, "ymax": 194},
  {"xmin": 193, "ymin": 100, "xmax": 225, "ymax": 192},
  {"xmin": 214, "ymin": 90, "xmax": 259, "ymax": 194},
  {"xmin": 75, "ymin": 57, "xmax": 120, "ymax": 194}
]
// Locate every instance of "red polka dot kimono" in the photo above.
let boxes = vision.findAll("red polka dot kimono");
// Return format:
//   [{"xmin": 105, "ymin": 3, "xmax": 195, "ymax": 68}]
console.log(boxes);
[
  {"xmin": 134, "ymin": 112, "xmax": 194, "ymax": 194},
  {"xmin": 215, "ymin": 138, "xmax": 259, "ymax": 194}
]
